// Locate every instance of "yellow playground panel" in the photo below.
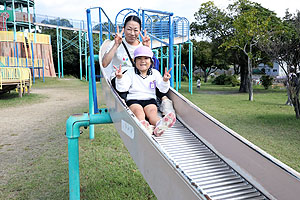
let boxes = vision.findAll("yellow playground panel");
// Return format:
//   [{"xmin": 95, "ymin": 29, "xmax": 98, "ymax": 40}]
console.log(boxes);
[
  {"xmin": 0, "ymin": 67, "xmax": 32, "ymax": 97},
  {"xmin": 0, "ymin": 56, "xmax": 44, "ymax": 68}
]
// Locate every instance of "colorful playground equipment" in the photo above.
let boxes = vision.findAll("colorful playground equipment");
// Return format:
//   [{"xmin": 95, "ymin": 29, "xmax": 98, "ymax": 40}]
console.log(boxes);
[
  {"xmin": 0, "ymin": 66, "xmax": 31, "ymax": 97},
  {"xmin": 65, "ymin": 7, "xmax": 300, "ymax": 200},
  {"xmin": 0, "ymin": 0, "xmax": 55, "ymax": 95}
]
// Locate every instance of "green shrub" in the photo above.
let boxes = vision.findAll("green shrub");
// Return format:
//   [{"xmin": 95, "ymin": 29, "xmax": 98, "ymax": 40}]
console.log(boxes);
[
  {"xmin": 260, "ymin": 75, "xmax": 273, "ymax": 89},
  {"xmin": 212, "ymin": 74, "xmax": 227, "ymax": 85},
  {"xmin": 225, "ymin": 75, "xmax": 240, "ymax": 87},
  {"xmin": 212, "ymin": 74, "xmax": 240, "ymax": 86}
]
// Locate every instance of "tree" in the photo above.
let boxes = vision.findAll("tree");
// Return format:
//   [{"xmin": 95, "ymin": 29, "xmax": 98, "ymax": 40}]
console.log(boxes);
[
  {"xmin": 191, "ymin": 0, "xmax": 278, "ymax": 101},
  {"xmin": 190, "ymin": 1, "xmax": 250, "ymax": 92},
  {"xmin": 259, "ymin": 10, "xmax": 300, "ymax": 118},
  {"xmin": 222, "ymin": 0, "xmax": 278, "ymax": 101},
  {"xmin": 181, "ymin": 39, "xmax": 229, "ymax": 82}
]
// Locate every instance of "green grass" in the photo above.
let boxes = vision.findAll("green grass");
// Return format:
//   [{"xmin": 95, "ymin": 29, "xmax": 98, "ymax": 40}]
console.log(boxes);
[
  {"xmin": 1, "ymin": 78, "xmax": 299, "ymax": 199},
  {"xmin": 0, "ymin": 78, "xmax": 155, "ymax": 200},
  {"xmin": 0, "ymin": 91, "xmax": 46, "ymax": 109},
  {"xmin": 181, "ymin": 81, "xmax": 300, "ymax": 172},
  {"xmin": 0, "ymin": 76, "xmax": 89, "ymax": 109},
  {"xmin": 31, "ymin": 76, "xmax": 89, "ymax": 89}
]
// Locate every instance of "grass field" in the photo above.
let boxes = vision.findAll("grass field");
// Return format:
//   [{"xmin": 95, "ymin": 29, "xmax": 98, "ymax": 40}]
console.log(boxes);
[
  {"xmin": 1, "ymin": 78, "xmax": 299, "ymax": 199},
  {"xmin": 181, "ymin": 81, "xmax": 300, "ymax": 172}
]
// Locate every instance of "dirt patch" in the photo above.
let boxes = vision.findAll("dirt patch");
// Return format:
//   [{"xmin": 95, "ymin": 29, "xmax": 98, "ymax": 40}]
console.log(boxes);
[{"xmin": 0, "ymin": 81, "xmax": 89, "ymax": 187}]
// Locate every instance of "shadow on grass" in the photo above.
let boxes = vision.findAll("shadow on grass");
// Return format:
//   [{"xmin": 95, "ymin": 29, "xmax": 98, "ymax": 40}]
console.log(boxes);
[
  {"xmin": 253, "ymin": 113, "xmax": 299, "ymax": 126},
  {"xmin": 195, "ymin": 90, "xmax": 241, "ymax": 95},
  {"xmin": 0, "ymin": 92, "xmax": 20, "ymax": 100}
]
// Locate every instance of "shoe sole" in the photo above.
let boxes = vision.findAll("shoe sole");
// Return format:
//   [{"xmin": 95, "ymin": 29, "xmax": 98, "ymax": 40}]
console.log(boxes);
[{"xmin": 153, "ymin": 112, "xmax": 176, "ymax": 137}]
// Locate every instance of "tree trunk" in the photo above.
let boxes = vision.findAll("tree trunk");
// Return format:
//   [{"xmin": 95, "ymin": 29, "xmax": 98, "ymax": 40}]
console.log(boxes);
[
  {"xmin": 204, "ymin": 76, "xmax": 208, "ymax": 83},
  {"xmin": 290, "ymin": 74, "xmax": 300, "ymax": 119},
  {"xmin": 285, "ymin": 85, "xmax": 293, "ymax": 106},
  {"xmin": 239, "ymin": 65, "xmax": 248, "ymax": 93},
  {"xmin": 294, "ymin": 98, "xmax": 300, "ymax": 119},
  {"xmin": 248, "ymin": 56, "xmax": 253, "ymax": 101}
]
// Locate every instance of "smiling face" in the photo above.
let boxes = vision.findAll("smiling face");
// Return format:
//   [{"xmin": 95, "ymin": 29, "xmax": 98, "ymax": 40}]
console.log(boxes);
[
  {"xmin": 135, "ymin": 56, "xmax": 152, "ymax": 74},
  {"xmin": 124, "ymin": 20, "xmax": 141, "ymax": 45}
]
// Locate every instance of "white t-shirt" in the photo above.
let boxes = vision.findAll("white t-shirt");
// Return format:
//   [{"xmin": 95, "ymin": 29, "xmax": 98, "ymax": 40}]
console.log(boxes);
[
  {"xmin": 105, "ymin": 38, "xmax": 143, "ymax": 79},
  {"xmin": 116, "ymin": 68, "xmax": 170, "ymax": 101}
]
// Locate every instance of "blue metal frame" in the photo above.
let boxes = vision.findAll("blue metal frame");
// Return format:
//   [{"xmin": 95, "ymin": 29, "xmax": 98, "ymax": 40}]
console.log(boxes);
[{"xmin": 66, "ymin": 110, "xmax": 112, "ymax": 200}]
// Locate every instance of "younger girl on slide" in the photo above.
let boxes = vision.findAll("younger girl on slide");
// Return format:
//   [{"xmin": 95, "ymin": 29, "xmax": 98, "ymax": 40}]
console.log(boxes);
[{"xmin": 114, "ymin": 45, "xmax": 176, "ymax": 136}]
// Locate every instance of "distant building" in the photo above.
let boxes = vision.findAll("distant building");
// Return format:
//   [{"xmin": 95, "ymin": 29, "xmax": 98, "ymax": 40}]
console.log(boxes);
[{"xmin": 258, "ymin": 61, "xmax": 287, "ymax": 77}]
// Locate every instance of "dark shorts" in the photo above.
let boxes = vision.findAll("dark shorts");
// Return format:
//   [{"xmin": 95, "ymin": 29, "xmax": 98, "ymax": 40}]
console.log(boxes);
[{"xmin": 126, "ymin": 99, "xmax": 157, "ymax": 108}]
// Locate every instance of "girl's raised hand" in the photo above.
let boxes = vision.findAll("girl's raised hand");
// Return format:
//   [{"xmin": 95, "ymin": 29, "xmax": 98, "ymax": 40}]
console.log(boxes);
[
  {"xmin": 140, "ymin": 30, "xmax": 151, "ymax": 47},
  {"xmin": 163, "ymin": 67, "xmax": 172, "ymax": 82},
  {"xmin": 114, "ymin": 26, "xmax": 124, "ymax": 46},
  {"xmin": 113, "ymin": 64, "xmax": 123, "ymax": 79}
]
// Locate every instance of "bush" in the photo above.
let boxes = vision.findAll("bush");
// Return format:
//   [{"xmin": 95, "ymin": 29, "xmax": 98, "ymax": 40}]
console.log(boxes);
[
  {"xmin": 212, "ymin": 74, "xmax": 227, "ymax": 85},
  {"xmin": 260, "ymin": 75, "xmax": 273, "ymax": 89},
  {"xmin": 212, "ymin": 74, "xmax": 240, "ymax": 86}
]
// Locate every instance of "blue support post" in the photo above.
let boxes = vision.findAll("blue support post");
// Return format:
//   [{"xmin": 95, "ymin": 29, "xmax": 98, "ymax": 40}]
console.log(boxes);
[
  {"xmin": 189, "ymin": 42, "xmax": 193, "ymax": 94},
  {"xmin": 160, "ymin": 47, "xmax": 163, "ymax": 75},
  {"xmin": 66, "ymin": 110, "xmax": 112, "ymax": 200},
  {"xmin": 179, "ymin": 44, "xmax": 182, "ymax": 89},
  {"xmin": 99, "ymin": 8, "xmax": 103, "ymax": 46},
  {"xmin": 86, "ymin": 9, "xmax": 99, "ymax": 114},
  {"xmin": 88, "ymin": 56, "xmax": 95, "ymax": 139},
  {"xmin": 38, "ymin": 60, "xmax": 41, "ymax": 79},
  {"xmin": 66, "ymin": 113, "xmax": 90, "ymax": 200},
  {"xmin": 60, "ymin": 29, "xmax": 64, "ymax": 78},
  {"xmin": 16, "ymin": 44, "xmax": 19, "ymax": 67},
  {"xmin": 169, "ymin": 14, "xmax": 174, "ymax": 88},
  {"xmin": 42, "ymin": 60, "xmax": 45, "ymax": 82},
  {"xmin": 84, "ymin": 32, "xmax": 88, "ymax": 81},
  {"xmin": 31, "ymin": 42, "xmax": 35, "ymax": 83},
  {"xmin": 56, "ymin": 27, "xmax": 61, "ymax": 78},
  {"xmin": 175, "ymin": 45, "xmax": 179, "ymax": 91},
  {"xmin": 79, "ymin": 30, "xmax": 82, "ymax": 81},
  {"xmin": 166, "ymin": 47, "xmax": 169, "ymax": 73}
]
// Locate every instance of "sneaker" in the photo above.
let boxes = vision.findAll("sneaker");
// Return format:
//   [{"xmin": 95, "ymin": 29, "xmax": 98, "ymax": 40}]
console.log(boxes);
[
  {"xmin": 153, "ymin": 112, "xmax": 176, "ymax": 137},
  {"xmin": 140, "ymin": 120, "xmax": 154, "ymax": 134},
  {"xmin": 159, "ymin": 99, "xmax": 175, "ymax": 116}
]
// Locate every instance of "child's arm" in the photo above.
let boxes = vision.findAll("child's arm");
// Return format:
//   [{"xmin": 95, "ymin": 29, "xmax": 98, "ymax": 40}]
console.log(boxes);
[{"xmin": 114, "ymin": 65, "xmax": 131, "ymax": 92}]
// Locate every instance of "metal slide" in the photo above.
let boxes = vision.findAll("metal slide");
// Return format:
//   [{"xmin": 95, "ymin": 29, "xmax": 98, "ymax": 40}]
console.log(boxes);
[{"xmin": 99, "ymin": 40, "xmax": 300, "ymax": 200}]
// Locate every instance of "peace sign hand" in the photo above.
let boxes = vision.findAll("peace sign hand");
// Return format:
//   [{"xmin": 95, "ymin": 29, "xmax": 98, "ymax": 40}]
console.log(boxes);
[
  {"xmin": 113, "ymin": 64, "xmax": 123, "ymax": 79},
  {"xmin": 163, "ymin": 68, "xmax": 172, "ymax": 82},
  {"xmin": 114, "ymin": 26, "xmax": 124, "ymax": 47},
  {"xmin": 140, "ymin": 30, "xmax": 151, "ymax": 47}
]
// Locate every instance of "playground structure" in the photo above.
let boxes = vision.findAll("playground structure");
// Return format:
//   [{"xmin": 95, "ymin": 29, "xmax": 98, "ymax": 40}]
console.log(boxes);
[
  {"xmin": 0, "ymin": 0, "xmax": 55, "ymax": 95},
  {"xmin": 65, "ymin": 7, "xmax": 300, "ymax": 200}
]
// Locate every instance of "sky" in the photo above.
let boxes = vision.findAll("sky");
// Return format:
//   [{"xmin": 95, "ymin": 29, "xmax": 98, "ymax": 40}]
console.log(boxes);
[{"xmin": 35, "ymin": 0, "xmax": 299, "ymax": 24}]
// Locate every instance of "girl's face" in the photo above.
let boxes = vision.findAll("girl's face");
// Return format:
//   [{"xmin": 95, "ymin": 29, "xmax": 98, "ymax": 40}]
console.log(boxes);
[
  {"xmin": 135, "ymin": 56, "xmax": 152, "ymax": 73},
  {"xmin": 124, "ymin": 20, "xmax": 140, "ymax": 44}
]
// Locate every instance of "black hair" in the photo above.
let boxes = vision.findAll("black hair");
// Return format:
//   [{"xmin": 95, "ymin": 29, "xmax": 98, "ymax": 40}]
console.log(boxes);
[{"xmin": 124, "ymin": 15, "xmax": 141, "ymax": 30}]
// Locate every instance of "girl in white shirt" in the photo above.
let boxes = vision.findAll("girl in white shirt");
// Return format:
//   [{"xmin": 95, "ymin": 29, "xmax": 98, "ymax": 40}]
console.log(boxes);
[
  {"xmin": 102, "ymin": 15, "xmax": 175, "ymax": 116},
  {"xmin": 114, "ymin": 46, "xmax": 176, "ymax": 136}
]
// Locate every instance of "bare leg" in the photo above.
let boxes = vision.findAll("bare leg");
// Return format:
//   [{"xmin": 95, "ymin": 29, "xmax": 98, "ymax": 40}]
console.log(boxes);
[
  {"xmin": 129, "ymin": 104, "xmax": 146, "ymax": 121},
  {"xmin": 144, "ymin": 104, "xmax": 160, "ymax": 126}
]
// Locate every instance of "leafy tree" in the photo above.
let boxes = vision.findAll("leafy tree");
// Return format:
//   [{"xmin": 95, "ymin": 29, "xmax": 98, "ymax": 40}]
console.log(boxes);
[
  {"xmin": 191, "ymin": 0, "xmax": 279, "ymax": 101},
  {"xmin": 181, "ymin": 39, "xmax": 229, "ymax": 83},
  {"xmin": 258, "ymin": 10, "xmax": 300, "ymax": 118},
  {"xmin": 221, "ymin": 0, "xmax": 278, "ymax": 101}
]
